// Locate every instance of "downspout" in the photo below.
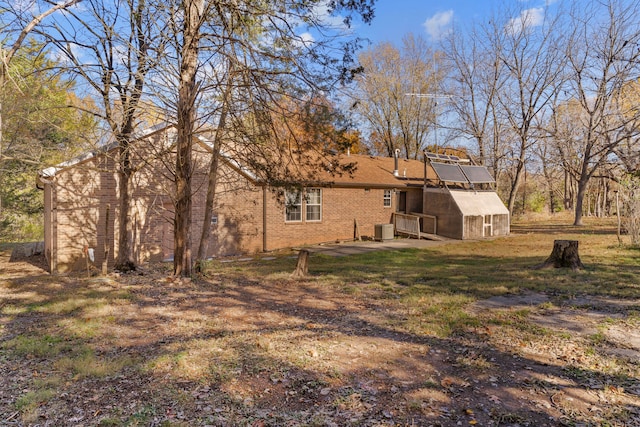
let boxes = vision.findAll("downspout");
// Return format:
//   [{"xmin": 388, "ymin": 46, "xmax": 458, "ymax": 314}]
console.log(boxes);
[
  {"xmin": 262, "ymin": 185, "xmax": 267, "ymax": 252},
  {"xmin": 51, "ymin": 182, "xmax": 57, "ymax": 274},
  {"xmin": 423, "ymin": 150, "xmax": 427, "ymax": 189},
  {"xmin": 37, "ymin": 174, "xmax": 56, "ymax": 273}
]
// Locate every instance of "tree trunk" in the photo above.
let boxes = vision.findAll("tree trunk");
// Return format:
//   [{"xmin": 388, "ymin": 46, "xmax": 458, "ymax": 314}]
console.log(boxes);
[
  {"xmin": 194, "ymin": 67, "xmax": 233, "ymax": 272},
  {"xmin": 193, "ymin": 127, "xmax": 221, "ymax": 273},
  {"xmin": 102, "ymin": 204, "xmax": 110, "ymax": 275},
  {"xmin": 114, "ymin": 141, "xmax": 135, "ymax": 271},
  {"xmin": 292, "ymin": 249, "xmax": 310, "ymax": 278},
  {"xmin": 0, "ymin": 93, "xmax": 4, "ymax": 224},
  {"xmin": 536, "ymin": 240, "xmax": 584, "ymax": 270},
  {"xmin": 573, "ymin": 177, "xmax": 588, "ymax": 226},
  {"xmin": 174, "ymin": 116, "xmax": 194, "ymax": 277},
  {"xmin": 174, "ymin": 0, "xmax": 204, "ymax": 277},
  {"xmin": 564, "ymin": 168, "xmax": 573, "ymax": 211},
  {"xmin": 507, "ymin": 156, "xmax": 525, "ymax": 216}
]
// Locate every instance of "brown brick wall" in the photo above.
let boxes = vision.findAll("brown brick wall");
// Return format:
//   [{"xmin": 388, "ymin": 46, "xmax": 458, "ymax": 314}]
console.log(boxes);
[
  {"xmin": 50, "ymin": 153, "xmax": 119, "ymax": 272},
  {"xmin": 262, "ymin": 187, "xmax": 400, "ymax": 250},
  {"xmin": 45, "ymin": 136, "xmax": 421, "ymax": 271}
]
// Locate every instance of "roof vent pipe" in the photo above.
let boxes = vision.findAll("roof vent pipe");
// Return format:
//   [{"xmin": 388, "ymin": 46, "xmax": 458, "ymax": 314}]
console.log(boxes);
[{"xmin": 393, "ymin": 148, "xmax": 400, "ymax": 177}]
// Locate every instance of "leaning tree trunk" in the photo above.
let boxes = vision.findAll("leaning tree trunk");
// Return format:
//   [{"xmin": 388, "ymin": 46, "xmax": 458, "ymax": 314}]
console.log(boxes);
[
  {"xmin": 507, "ymin": 137, "xmax": 527, "ymax": 217},
  {"xmin": 194, "ymin": 67, "xmax": 233, "ymax": 272},
  {"xmin": 194, "ymin": 124, "xmax": 221, "ymax": 273},
  {"xmin": 536, "ymin": 240, "xmax": 584, "ymax": 270}
]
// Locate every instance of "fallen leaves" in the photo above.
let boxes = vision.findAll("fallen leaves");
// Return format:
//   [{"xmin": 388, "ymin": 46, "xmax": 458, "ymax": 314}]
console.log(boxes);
[{"xmin": 2, "ymin": 249, "xmax": 640, "ymax": 426}]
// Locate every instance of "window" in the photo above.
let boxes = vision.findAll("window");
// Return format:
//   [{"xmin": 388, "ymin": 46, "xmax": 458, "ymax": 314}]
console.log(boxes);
[
  {"xmin": 383, "ymin": 189, "xmax": 392, "ymax": 207},
  {"xmin": 284, "ymin": 188, "xmax": 322, "ymax": 222},
  {"xmin": 306, "ymin": 188, "xmax": 322, "ymax": 221},
  {"xmin": 483, "ymin": 214, "xmax": 493, "ymax": 237},
  {"xmin": 285, "ymin": 190, "xmax": 302, "ymax": 222}
]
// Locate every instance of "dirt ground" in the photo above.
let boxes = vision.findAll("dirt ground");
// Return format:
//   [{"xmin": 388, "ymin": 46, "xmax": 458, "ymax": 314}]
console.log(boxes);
[{"xmin": 1, "ymin": 244, "xmax": 640, "ymax": 426}]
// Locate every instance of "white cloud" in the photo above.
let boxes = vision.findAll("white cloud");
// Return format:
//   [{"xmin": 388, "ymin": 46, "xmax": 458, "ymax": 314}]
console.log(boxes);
[
  {"xmin": 506, "ymin": 7, "xmax": 545, "ymax": 34},
  {"xmin": 297, "ymin": 32, "xmax": 315, "ymax": 47},
  {"xmin": 423, "ymin": 10, "xmax": 454, "ymax": 41},
  {"xmin": 311, "ymin": 1, "xmax": 349, "ymax": 30}
]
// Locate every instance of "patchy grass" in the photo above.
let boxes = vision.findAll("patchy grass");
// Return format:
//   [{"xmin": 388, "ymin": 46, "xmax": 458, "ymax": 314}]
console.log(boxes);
[
  {"xmin": 1, "ymin": 215, "xmax": 640, "ymax": 426},
  {"xmin": 2, "ymin": 334, "xmax": 71, "ymax": 358},
  {"xmin": 54, "ymin": 349, "xmax": 138, "ymax": 379},
  {"xmin": 14, "ymin": 377, "xmax": 62, "ymax": 423}
]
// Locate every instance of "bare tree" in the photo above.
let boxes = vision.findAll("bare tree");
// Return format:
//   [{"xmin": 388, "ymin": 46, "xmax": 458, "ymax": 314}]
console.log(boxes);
[
  {"xmin": 44, "ymin": 0, "xmax": 161, "ymax": 270},
  {"xmin": 491, "ymin": 4, "xmax": 568, "ymax": 216},
  {"xmin": 535, "ymin": 109, "xmax": 564, "ymax": 214},
  {"xmin": 194, "ymin": 65, "xmax": 233, "ymax": 272},
  {"xmin": 562, "ymin": 0, "xmax": 640, "ymax": 225},
  {"xmin": 442, "ymin": 21, "xmax": 504, "ymax": 169},
  {"xmin": 349, "ymin": 34, "xmax": 439, "ymax": 159}
]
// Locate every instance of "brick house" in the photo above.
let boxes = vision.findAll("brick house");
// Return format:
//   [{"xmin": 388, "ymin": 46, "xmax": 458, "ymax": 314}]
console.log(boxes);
[{"xmin": 38, "ymin": 124, "xmax": 509, "ymax": 273}]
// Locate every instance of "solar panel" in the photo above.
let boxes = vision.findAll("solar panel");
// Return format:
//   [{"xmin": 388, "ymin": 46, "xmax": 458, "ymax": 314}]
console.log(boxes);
[
  {"xmin": 460, "ymin": 165, "xmax": 495, "ymax": 184},
  {"xmin": 425, "ymin": 152, "xmax": 440, "ymax": 160},
  {"xmin": 431, "ymin": 162, "xmax": 469, "ymax": 183}
]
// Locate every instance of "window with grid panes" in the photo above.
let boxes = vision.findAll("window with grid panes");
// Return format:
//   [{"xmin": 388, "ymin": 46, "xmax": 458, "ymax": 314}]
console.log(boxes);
[
  {"xmin": 383, "ymin": 189, "xmax": 392, "ymax": 207},
  {"xmin": 306, "ymin": 188, "xmax": 322, "ymax": 221},
  {"xmin": 285, "ymin": 190, "xmax": 302, "ymax": 222}
]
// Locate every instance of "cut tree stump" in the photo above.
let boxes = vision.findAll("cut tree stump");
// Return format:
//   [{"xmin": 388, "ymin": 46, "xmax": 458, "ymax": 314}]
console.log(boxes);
[
  {"xmin": 536, "ymin": 239, "xmax": 584, "ymax": 270},
  {"xmin": 291, "ymin": 249, "xmax": 310, "ymax": 278}
]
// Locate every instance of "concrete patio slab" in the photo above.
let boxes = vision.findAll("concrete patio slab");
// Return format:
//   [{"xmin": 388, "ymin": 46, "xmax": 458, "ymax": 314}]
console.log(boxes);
[{"xmin": 301, "ymin": 237, "xmax": 457, "ymax": 257}]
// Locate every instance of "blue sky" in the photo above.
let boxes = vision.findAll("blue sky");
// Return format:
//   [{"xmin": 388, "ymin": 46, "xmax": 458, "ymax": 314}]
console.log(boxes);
[{"xmin": 353, "ymin": 0, "xmax": 558, "ymax": 46}]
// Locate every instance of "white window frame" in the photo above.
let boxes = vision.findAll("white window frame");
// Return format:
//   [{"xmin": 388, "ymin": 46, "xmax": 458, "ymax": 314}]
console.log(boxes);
[
  {"xmin": 285, "ymin": 190, "xmax": 302, "ymax": 222},
  {"xmin": 483, "ymin": 214, "xmax": 493, "ymax": 237},
  {"xmin": 305, "ymin": 188, "xmax": 322, "ymax": 222},
  {"xmin": 383, "ymin": 189, "xmax": 392, "ymax": 207}
]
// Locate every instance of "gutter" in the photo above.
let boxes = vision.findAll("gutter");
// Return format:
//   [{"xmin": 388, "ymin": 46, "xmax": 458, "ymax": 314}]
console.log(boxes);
[{"xmin": 302, "ymin": 181, "xmax": 424, "ymax": 190}]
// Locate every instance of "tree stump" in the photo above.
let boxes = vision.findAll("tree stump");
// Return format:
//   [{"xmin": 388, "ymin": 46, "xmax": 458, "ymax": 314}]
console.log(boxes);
[
  {"xmin": 536, "ymin": 240, "xmax": 584, "ymax": 270},
  {"xmin": 291, "ymin": 249, "xmax": 310, "ymax": 278}
]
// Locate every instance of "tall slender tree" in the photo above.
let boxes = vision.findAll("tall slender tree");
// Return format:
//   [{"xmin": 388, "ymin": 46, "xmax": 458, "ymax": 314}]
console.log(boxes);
[
  {"xmin": 172, "ymin": 0, "xmax": 206, "ymax": 277},
  {"xmin": 157, "ymin": 0, "xmax": 375, "ymax": 276},
  {"xmin": 561, "ymin": 0, "xmax": 640, "ymax": 225},
  {"xmin": 491, "ymin": 3, "xmax": 567, "ymax": 216},
  {"xmin": 45, "ymin": 0, "xmax": 162, "ymax": 270},
  {"xmin": 442, "ymin": 20, "xmax": 504, "ymax": 170},
  {"xmin": 349, "ymin": 34, "xmax": 438, "ymax": 159}
]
